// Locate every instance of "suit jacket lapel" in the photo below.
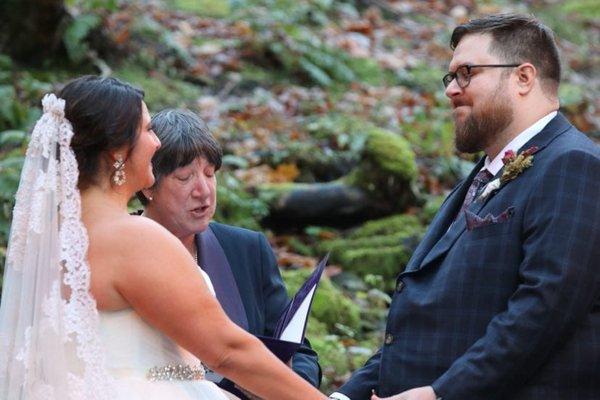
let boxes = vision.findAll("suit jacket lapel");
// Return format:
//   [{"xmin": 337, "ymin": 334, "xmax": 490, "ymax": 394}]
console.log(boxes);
[
  {"xmin": 404, "ymin": 157, "xmax": 486, "ymax": 273},
  {"xmin": 470, "ymin": 112, "xmax": 571, "ymax": 214},
  {"xmin": 197, "ymin": 227, "xmax": 249, "ymax": 330},
  {"xmin": 415, "ymin": 113, "xmax": 571, "ymax": 271}
]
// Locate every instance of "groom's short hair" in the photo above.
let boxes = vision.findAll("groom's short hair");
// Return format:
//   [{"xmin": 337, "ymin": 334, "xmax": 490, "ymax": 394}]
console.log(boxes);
[{"xmin": 450, "ymin": 14, "xmax": 561, "ymax": 95}]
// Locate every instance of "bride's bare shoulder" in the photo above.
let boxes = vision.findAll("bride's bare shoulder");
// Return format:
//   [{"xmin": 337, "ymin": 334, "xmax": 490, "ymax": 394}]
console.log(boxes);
[
  {"xmin": 119, "ymin": 214, "xmax": 178, "ymax": 245},
  {"xmin": 88, "ymin": 213, "xmax": 182, "ymax": 259}
]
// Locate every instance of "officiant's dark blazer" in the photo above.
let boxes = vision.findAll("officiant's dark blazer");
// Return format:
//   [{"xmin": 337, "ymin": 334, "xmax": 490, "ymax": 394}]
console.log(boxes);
[
  {"xmin": 199, "ymin": 222, "xmax": 322, "ymax": 387},
  {"xmin": 338, "ymin": 113, "xmax": 600, "ymax": 400}
]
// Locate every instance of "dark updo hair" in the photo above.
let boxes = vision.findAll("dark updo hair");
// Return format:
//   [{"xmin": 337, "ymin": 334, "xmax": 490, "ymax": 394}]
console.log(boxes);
[{"xmin": 58, "ymin": 75, "xmax": 145, "ymax": 189}]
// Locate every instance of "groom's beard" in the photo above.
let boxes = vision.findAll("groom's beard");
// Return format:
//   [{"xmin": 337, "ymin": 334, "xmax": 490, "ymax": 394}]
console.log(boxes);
[{"xmin": 454, "ymin": 84, "xmax": 514, "ymax": 154}]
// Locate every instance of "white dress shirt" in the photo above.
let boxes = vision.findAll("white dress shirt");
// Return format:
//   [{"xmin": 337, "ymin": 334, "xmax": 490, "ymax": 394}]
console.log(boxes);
[{"xmin": 483, "ymin": 111, "xmax": 557, "ymax": 176}]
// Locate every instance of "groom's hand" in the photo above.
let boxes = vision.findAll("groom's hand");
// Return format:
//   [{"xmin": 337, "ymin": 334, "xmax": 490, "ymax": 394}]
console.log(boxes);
[{"xmin": 371, "ymin": 386, "xmax": 437, "ymax": 400}]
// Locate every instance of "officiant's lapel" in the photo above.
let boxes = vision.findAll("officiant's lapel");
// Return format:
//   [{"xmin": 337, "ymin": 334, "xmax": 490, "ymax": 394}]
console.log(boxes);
[
  {"xmin": 404, "ymin": 157, "xmax": 486, "ymax": 273},
  {"xmin": 197, "ymin": 228, "xmax": 249, "ymax": 330}
]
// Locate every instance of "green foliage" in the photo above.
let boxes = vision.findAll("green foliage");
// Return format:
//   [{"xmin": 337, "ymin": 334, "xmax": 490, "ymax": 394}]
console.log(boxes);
[
  {"xmin": 66, "ymin": 0, "xmax": 118, "ymax": 11},
  {"xmin": 422, "ymin": 195, "xmax": 445, "ymax": 224},
  {"xmin": 362, "ymin": 127, "xmax": 417, "ymax": 181},
  {"xmin": 348, "ymin": 213, "xmax": 422, "ymax": 239},
  {"xmin": 320, "ymin": 214, "xmax": 425, "ymax": 286},
  {"xmin": 169, "ymin": 0, "xmax": 231, "ymax": 17},
  {"xmin": 559, "ymin": 83, "xmax": 586, "ymax": 108},
  {"xmin": 214, "ymin": 172, "xmax": 269, "ymax": 231},
  {"xmin": 560, "ymin": 0, "xmax": 600, "ymax": 21},
  {"xmin": 534, "ymin": 4, "xmax": 596, "ymax": 46},
  {"xmin": 402, "ymin": 107, "xmax": 456, "ymax": 158},
  {"xmin": 114, "ymin": 65, "xmax": 202, "ymax": 110},
  {"xmin": 282, "ymin": 267, "xmax": 361, "ymax": 332},
  {"xmin": 0, "ymin": 132, "xmax": 27, "ymax": 275},
  {"xmin": 63, "ymin": 14, "xmax": 101, "ymax": 63},
  {"xmin": 396, "ymin": 63, "xmax": 447, "ymax": 93},
  {"xmin": 236, "ymin": 1, "xmax": 385, "ymax": 87},
  {"xmin": 0, "ymin": 60, "xmax": 51, "ymax": 277},
  {"xmin": 0, "ymin": 56, "xmax": 47, "ymax": 132},
  {"xmin": 283, "ymin": 260, "xmax": 388, "ymax": 392}
]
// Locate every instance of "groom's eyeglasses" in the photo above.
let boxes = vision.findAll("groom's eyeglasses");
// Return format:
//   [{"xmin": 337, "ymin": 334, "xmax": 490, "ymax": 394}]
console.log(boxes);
[{"xmin": 442, "ymin": 64, "xmax": 521, "ymax": 89}]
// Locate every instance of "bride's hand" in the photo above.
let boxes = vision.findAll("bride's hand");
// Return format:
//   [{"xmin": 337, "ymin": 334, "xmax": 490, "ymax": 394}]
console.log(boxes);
[{"xmin": 371, "ymin": 386, "xmax": 437, "ymax": 400}]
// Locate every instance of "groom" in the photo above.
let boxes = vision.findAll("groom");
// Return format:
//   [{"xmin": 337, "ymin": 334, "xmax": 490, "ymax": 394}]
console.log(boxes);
[{"xmin": 331, "ymin": 14, "xmax": 600, "ymax": 400}]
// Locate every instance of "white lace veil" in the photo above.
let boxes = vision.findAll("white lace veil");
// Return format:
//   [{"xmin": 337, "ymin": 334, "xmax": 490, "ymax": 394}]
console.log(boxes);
[{"xmin": 0, "ymin": 94, "xmax": 114, "ymax": 399}]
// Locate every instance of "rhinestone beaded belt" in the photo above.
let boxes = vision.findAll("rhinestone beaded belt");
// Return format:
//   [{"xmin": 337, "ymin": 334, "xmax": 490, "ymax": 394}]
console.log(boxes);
[{"xmin": 147, "ymin": 364, "xmax": 206, "ymax": 381}]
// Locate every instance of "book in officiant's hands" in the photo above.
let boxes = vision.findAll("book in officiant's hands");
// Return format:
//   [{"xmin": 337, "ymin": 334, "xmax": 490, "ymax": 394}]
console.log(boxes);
[{"xmin": 214, "ymin": 254, "xmax": 329, "ymax": 399}]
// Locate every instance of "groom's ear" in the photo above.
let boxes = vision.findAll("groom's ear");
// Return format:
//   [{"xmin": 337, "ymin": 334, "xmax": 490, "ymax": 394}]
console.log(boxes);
[{"xmin": 514, "ymin": 62, "xmax": 536, "ymax": 96}]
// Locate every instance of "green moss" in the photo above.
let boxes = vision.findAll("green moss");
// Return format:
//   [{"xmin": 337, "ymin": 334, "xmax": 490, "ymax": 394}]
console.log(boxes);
[
  {"xmin": 342, "ymin": 127, "xmax": 418, "ymax": 207},
  {"xmin": 422, "ymin": 195, "xmax": 445, "ymax": 224},
  {"xmin": 319, "ymin": 214, "xmax": 425, "ymax": 285},
  {"xmin": 168, "ymin": 0, "xmax": 231, "ymax": 18},
  {"xmin": 363, "ymin": 128, "xmax": 417, "ymax": 181},
  {"xmin": 340, "ymin": 246, "xmax": 411, "ymax": 282},
  {"xmin": 309, "ymin": 333, "xmax": 350, "ymax": 383},
  {"xmin": 349, "ymin": 214, "xmax": 422, "ymax": 238},
  {"xmin": 282, "ymin": 268, "xmax": 361, "ymax": 332}
]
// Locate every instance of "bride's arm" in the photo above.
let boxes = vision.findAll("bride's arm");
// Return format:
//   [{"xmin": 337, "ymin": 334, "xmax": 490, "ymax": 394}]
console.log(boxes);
[{"xmin": 112, "ymin": 217, "xmax": 326, "ymax": 400}]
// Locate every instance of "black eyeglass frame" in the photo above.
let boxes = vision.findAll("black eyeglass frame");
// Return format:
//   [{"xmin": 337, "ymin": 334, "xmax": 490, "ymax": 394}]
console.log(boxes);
[{"xmin": 442, "ymin": 64, "xmax": 521, "ymax": 89}]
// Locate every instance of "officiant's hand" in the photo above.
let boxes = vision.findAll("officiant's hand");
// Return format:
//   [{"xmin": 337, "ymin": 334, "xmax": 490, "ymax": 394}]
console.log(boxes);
[{"xmin": 371, "ymin": 386, "xmax": 437, "ymax": 400}]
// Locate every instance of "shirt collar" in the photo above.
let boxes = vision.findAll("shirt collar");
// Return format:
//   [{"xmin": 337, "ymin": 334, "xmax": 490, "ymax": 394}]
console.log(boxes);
[{"xmin": 483, "ymin": 111, "xmax": 557, "ymax": 175}]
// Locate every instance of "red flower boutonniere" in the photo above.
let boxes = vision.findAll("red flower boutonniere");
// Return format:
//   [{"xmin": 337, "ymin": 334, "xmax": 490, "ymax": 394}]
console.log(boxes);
[
  {"xmin": 478, "ymin": 146, "xmax": 539, "ymax": 201},
  {"xmin": 500, "ymin": 146, "xmax": 538, "ymax": 185}
]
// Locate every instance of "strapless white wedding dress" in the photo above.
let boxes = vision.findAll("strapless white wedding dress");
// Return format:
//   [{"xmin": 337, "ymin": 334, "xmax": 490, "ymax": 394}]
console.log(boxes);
[{"xmin": 98, "ymin": 271, "xmax": 238, "ymax": 399}]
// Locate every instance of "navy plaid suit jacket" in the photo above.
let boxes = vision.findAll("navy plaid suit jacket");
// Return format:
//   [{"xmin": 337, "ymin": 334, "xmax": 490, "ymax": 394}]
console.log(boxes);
[{"xmin": 339, "ymin": 114, "xmax": 600, "ymax": 400}]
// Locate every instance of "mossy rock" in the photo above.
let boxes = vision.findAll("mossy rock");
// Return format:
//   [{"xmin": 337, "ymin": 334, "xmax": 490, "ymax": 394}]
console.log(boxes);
[
  {"xmin": 348, "ymin": 214, "xmax": 422, "ymax": 239},
  {"xmin": 345, "ymin": 127, "xmax": 418, "ymax": 209},
  {"xmin": 281, "ymin": 268, "xmax": 361, "ymax": 332},
  {"xmin": 319, "ymin": 214, "xmax": 425, "ymax": 285},
  {"xmin": 362, "ymin": 127, "xmax": 417, "ymax": 182},
  {"xmin": 339, "ymin": 245, "xmax": 412, "ymax": 285}
]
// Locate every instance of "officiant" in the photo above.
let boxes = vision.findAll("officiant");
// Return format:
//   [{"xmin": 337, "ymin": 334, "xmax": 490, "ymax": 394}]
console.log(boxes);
[{"xmin": 137, "ymin": 108, "xmax": 322, "ymax": 390}]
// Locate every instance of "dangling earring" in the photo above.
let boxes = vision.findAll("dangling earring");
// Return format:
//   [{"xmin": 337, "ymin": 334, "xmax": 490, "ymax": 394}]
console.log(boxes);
[{"xmin": 112, "ymin": 155, "xmax": 126, "ymax": 186}]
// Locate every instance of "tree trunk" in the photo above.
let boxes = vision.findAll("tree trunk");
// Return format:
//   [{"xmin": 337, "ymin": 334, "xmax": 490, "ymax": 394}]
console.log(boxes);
[
  {"xmin": 259, "ymin": 181, "xmax": 413, "ymax": 231},
  {"xmin": 0, "ymin": 0, "xmax": 67, "ymax": 65}
]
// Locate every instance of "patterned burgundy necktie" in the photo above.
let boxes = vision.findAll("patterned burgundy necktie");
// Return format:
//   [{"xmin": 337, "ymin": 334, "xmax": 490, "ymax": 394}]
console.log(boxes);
[{"xmin": 458, "ymin": 169, "xmax": 493, "ymax": 216}]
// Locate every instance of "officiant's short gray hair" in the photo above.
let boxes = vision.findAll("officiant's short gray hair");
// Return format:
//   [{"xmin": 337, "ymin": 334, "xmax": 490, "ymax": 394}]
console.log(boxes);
[{"xmin": 137, "ymin": 109, "xmax": 222, "ymax": 205}]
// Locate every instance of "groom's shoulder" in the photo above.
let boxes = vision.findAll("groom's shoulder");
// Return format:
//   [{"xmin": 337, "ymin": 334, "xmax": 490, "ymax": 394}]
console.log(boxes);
[{"xmin": 547, "ymin": 122, "xmax": 599, "ymax": 158}]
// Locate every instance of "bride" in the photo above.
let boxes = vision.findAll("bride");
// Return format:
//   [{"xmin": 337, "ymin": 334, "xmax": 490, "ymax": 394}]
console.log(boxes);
[{"xmin": 0, "ymin": 75, "xmax": 327, "ymax": 400}]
